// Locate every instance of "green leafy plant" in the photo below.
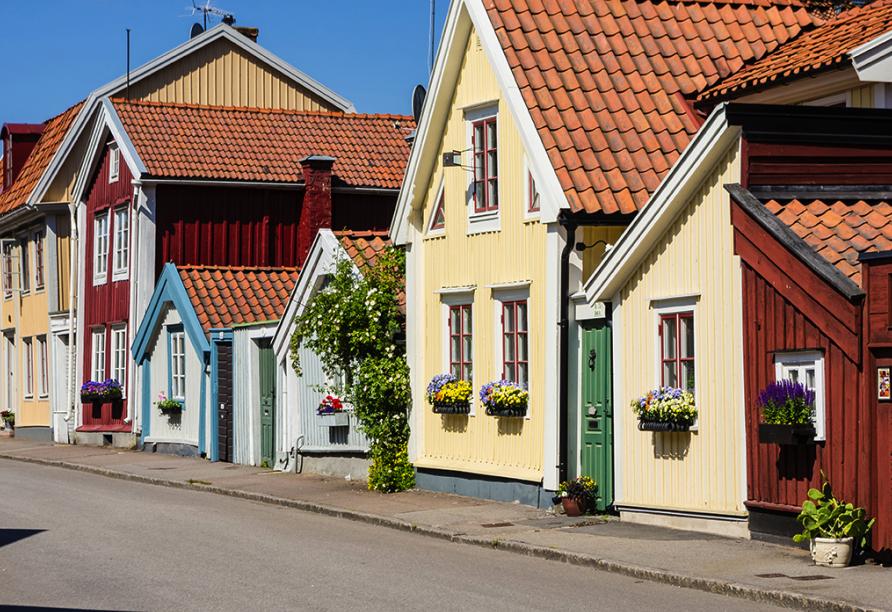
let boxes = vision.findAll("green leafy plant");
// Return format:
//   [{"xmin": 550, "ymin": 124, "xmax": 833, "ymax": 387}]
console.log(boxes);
[
  {"xmin": 793, "ymin": 477, "xmax": 875, "ymax": 547},
  {"xmin": 1, "ymin": 410, "xmax": 14, "ymax": 426},
  {"xmin": 558, "ymin": 476, "xmax": 598, "ymax": 512},
  {"xmin": 155, "ymin": 392, "xmax": 183, "ymax": 412},
  {"xmin": 290, "ymin": 248, "xmax": 414, "ymax": 493}
]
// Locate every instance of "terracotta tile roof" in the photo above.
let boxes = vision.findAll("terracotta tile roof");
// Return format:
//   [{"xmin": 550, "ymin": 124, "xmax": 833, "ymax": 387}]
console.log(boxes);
[
  {"xmin": 112, "ymin": 99, "xmax": 415, "ymax": 189},
  {"xmin": 0, "ymin": 101, "xmax": 84, "ymax": 215},
  {"xmin": 335, "ymin": 230, "xmax": 392, "ymax": 271},
  {"xmin": 700, "ymin": 0, "xmax": 892, "ymax": 101},
  {"xmin": 764, "ymin": 197, "xmax": 892, "ymax": 286},
  {"xmin": 484, "ymin": 0, "xmax": 816, "ymax": 214},
  {"xmin": 178, "ymin": 265, "xmax": 299, "ymax": 332}
]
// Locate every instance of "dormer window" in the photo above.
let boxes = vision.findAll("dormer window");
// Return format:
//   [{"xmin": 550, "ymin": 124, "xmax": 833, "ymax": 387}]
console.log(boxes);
[{"xmin": 108, "ymin": 145, "xmax": 120, "ymax": 183}]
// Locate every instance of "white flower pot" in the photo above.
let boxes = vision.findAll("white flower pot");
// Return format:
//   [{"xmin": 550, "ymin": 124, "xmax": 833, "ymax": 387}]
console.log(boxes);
[{"xmin": 811, "ymin": 537, "xmax": 854, "ymax": 567}]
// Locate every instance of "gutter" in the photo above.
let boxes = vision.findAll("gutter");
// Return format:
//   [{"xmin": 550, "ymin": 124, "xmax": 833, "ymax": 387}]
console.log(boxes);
[{"xmin": 556, "ymin": 212, "xmax": 577, "ymax": 484}]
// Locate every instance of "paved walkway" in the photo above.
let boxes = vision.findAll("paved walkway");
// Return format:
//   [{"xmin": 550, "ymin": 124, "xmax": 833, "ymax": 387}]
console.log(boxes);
[{"xmin": 0, "ymin": 438, "xmax": 888, "ymax": 611}]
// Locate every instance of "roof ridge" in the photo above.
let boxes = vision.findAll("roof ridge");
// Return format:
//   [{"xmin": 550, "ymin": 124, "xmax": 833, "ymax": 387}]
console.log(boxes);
[
  {"xmin": 334, "ymin": 229, "xmax": 392, "ymax": 237},
  {"xmin": 110, "ymin": 97, "xmax": 413, "ymax": 122},
  {"xmin": 177, "ymin": 264, "xmax": 300, "ymax": 272}
]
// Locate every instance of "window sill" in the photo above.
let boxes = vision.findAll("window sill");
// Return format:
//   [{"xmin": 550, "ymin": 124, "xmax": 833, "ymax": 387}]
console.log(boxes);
[
  {"xmin": 112, "ymin": 271, "xmax": 129, "ymax": 282},
  {"xmin": 467, "ymin": 209, "xmax": 500, "ymax": 235},
  {"xmin": 92, "ymin": 276, "xmax": 108, "ymax": 287}
]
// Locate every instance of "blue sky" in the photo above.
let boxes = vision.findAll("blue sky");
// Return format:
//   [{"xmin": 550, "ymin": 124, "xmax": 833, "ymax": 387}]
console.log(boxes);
[{"xmin": 0, "ymin": 1, "xmax": 447, "ymax": 123}]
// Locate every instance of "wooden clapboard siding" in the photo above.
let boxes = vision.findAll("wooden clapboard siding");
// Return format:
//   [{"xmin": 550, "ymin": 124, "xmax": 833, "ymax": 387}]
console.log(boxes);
[
  {"xmin": 745, "ymin": 141, "xmax": 892, "ymax": 187},
  {"xmin": 416, "ymin": 29, "xmax": 547, "ymax": 482},
  {"xmin": 615, "ymin": 142, "xmax": 746, "ymax": 514}
]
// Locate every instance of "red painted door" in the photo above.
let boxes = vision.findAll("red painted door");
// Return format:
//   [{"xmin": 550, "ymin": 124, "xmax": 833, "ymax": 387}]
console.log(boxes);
[{"xmin": 876, "ymin": 358, "xmax": 892, "ymax": 552}]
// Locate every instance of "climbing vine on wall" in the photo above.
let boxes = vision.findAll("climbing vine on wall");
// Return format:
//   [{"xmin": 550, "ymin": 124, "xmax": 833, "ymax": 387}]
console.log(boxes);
[{"xmin": 290, "ymin": 247, "xmax": 414, "ymax": 492}]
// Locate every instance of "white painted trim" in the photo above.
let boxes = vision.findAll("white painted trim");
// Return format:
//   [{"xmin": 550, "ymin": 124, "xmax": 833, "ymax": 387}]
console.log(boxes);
[
  {"xmin": 465, "ymin": 105, "xmax": 501, "ymax": 235},
  {"xmin": 542, "ymin": 222, "xmax": 562, "ymax": 491},
  {"xmin": 523, "ymin": 156, "xmax": 542, "ymax": 222},
  {"xmin": 391, "ymin": 0, "xmax": 568, "ymax": 245},
  {"xmin": 29, "ymin": 24, "xmax": 352, "ymax": 207},
  {"xmin": 774, "ymin": 351, "xmax": 826, "ymax": 442},
  {"xmin": 426, "ymin": 176, "xmax": 446, "ymax": 237},
  {"xmin": 434, "ymin": 285, "xmax": 476, "ymax": 295},
  {"xmin": 485, "ymin": 280, "xmax": 531, "ymax": 291},
  {"xmin": 611, "ymin": 290, "xmax": 624, "ymax": 506},
  {"xmin": 439, "ymin": 296, "xmax": 476, "ymax": 415},
  {"xmin": 108, "ymin": 146, "xmax": 120, "ymax": 183},
  {"xmin": 651, "ymin": 299, "xmax": 699, "ymax": 431},
  {"xmin": 491, "ymin": 286, "xmax": 531, "ymax": 421},
  {"xmin": 852, "ymin": 29, "xmax": 892, "ymax": 83},
  {"xmin": 584, "ymin": 105, "xmax": 737, "ymax": 303}
]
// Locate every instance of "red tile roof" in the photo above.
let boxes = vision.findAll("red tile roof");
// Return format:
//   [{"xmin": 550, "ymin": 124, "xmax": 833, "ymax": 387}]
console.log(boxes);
[
  {"xmin": 764, "ymin": 197, "xmax": 892, "ymax": 286},
  {"xmin": 484, "ymin": 0, "xmax": 816, "ymax": 214},
  {"xmin": 0, "ymin": 102, "xmax": 84, "ymax": 215},
  {"xmin": 112, "ymin": 99, "xmax": 415, "ymax": 189},
  {"xmin": 701, "ymin": 0, "xmax": 892, "ymax": 101},
  {"xmin": 335, "ymin": 230, "xmax": 392, "ymax": 271},
  {"xmin": 178, "ymin": 265, "xmax": 299, "ymax": 332}
]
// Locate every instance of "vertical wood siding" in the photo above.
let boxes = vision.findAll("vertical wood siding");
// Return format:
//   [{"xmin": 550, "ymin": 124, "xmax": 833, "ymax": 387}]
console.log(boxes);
[
  {"xmin": 81, "ymin": 144, "xmax": 134, "ymax": 429},
  {"xmin": 127, "ymin": 39, "xmax": 339, "ymax": 112},
  {"xmin": 416, "ymin": 30, "xmax": 547, "ymax": 482},
  {"xmin": 233, "ymin": 328, "xmax": 260, "ymax": 466},
  {"xmin": 295, "ymin": 343, "xmax": 370, "ymax": 452},
  {"xmin": 616, "ymin": 143, "xmax": 746, "ymax": 514}
]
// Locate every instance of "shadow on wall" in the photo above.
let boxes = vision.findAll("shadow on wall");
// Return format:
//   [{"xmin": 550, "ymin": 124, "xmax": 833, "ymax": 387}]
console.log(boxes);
[
  {"xmin": 497, "ymin": 417, "xmax": 524, "ymax": 436},
  {"xmin": 651, "ymin": 431, "xmax": 691, "ymax": 459},
  {"xmin": 0, "ymin": 528, "xmax": 44, "ymax": 549},
  {"xmin": 441, "ymin": 414, "xmax": 469, "ymax": 433}
]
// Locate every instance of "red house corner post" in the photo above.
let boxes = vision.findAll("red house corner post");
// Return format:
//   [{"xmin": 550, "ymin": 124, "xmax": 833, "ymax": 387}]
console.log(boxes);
[
  {"xmin": 858, "ymin": 250, "xmax": 892, "ymax": 554},
  {"xmin": 297, "ymin": 155, "xmax": 335, "ymax": 265}
]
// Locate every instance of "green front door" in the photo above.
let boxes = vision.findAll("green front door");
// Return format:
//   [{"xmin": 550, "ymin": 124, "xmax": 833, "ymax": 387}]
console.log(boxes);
[
  {"xmin": 580, "ymin": 321, "xmax": 613, "ymax": 511},
  {"xmin": 259, "ymin": 340, "xmax": 276, "ymax": 467}
]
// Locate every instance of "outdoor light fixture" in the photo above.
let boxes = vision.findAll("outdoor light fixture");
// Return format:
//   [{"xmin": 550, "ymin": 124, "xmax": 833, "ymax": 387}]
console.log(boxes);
[{"xmin": 442, "ymin": 150, "xmax": 462, "ymax": 167}]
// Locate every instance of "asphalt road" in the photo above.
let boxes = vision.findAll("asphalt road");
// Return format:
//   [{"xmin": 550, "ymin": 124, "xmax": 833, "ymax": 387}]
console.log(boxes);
[{"xmin": 0, "ymin": 458, "xmax": 784, "ymax": 612}]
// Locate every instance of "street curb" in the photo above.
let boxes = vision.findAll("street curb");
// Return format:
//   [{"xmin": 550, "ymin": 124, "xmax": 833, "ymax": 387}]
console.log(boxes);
[{"xmin": 0, "ymin": 451, "xmax": 879, "ymax": 612}]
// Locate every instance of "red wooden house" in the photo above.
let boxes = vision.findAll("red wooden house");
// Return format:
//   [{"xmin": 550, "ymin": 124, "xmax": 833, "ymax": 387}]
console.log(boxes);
[{"xmin": 73, "ymin": 98, "xmax": 412, "ymax": 444}]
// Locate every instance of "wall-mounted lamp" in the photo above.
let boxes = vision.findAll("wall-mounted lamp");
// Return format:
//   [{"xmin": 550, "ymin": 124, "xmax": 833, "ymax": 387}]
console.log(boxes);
[
  {"xmin": 575, "ymin": 239, "xmax": 608, "ymax": 252},
  {"xmin": 442, "ymin": 150, "xmax": 462, "ymax": 167}
]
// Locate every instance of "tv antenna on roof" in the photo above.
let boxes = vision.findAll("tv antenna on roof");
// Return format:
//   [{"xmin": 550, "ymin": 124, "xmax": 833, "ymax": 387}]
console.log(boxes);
[{"xmin": 189, "ymin": 0, "xmax": 235, "ymax": 30}]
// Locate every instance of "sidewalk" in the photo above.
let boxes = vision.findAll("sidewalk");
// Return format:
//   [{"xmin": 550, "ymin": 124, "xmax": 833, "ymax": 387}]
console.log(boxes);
[{"xmin": 0, "ymin": 438, "xmax": 887, "ymax": 612}]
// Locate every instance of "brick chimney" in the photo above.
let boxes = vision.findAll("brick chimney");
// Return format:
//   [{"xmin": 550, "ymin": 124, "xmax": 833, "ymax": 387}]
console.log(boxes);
[
  {"xmin": 298, "ymin": 155, "xmax": 335, "ymax": 265},
  {"xmin": 2, "ymin": 123, "xmax": 44, "ymax": 190}
]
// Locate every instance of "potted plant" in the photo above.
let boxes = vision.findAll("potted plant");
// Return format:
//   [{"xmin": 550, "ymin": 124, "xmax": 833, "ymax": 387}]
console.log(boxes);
[
  {"xmin": 317, "ymin": 393, "xmax": 349, "ymax": 427},
  {"xmin": 793, "ymin": 478, "xmax": 875, "ymax": 567},
  {"xmin": 757, "ymin": 380, "xmax": 816, "ymax": 444},
  {"xmin": 480, "ymin": 380, "xmax": 529, "ymax": 417},
  {"xmin": 155, "ymin": 392, "xmax": 183, "ymax": 414},
  {"xmin": 1, "ymin": 410, "xmax": 14, "ymax": 431},
  {"xmin": 80, "ymin": 379, "xmax": 123, "ymax": 403},
  {"xmin": 631, "ymin": 387, "xmax": 697, "ymax": 431},
  {"xmin": 556, "ymin": 476, "xmax": 598, "ymax": 516},
  {"xmin": 427, "ymin": 373, "xmax": 472, "ymax": 414}
]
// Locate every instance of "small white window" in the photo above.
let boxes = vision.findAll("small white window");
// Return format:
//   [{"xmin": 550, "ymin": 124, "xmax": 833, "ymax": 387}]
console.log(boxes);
[
  {"xmin": 465, "ymin": 105, "xmax": 500, "ymax": 234},
  {"xmin": 113, "ymin": 206, "xmax": 129, "ymax": 280},
  {"xmin": 170, "ymin": 329, "xmax": 186, "ymax": 400},
  {"xmin": 2, "ymin": 242, "xmax": 13, "ymax": 298},
  {"xmin": 775, "ymin": 351, "xmax": 825, "ymax": 441},
  {"xmin": 23, "ymin": 337, "xmax": 33, "ymax": 399},
  {"xmin": 111, "ymin": 325, "xmax": 127, "ymax": 396},
  {"xmin": 108, "ymin": 145, "xmax": 120, "ymax": 183},
  {"xmin": 19, "ymin": 238, "xmax": 29, "ymax": 294},
  {"xmin": 94, "ymin": 213, "xmax": 109, "ymax": 284},
  {"xmin": 91, "ymin": 327, "xmax": 106, "ymax": 382},
  {"xmin": 33, "ymin": 230, "xmax": 45, "ymax": 290},
  {"xmin": 37, "ymin": 335, "xmax": 48, "ymax": 398}
]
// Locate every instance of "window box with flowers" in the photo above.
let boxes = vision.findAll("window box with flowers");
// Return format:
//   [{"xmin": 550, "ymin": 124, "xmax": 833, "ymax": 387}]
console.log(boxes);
[
  {"xmin": 480, "ymin": 380, "xmax": 528, "ymax": 417},
  {"xmin": 80, "ymin": 379, "xmax": 123, "ymax": 403},
  {"xmin": 155, "ymin": 392, "xmax": 183, "ymax": 415},
  {"xmin": 317, "ymin": 394, "xmax": 350, "ymax": 427},
  {"xmin": 427, "ymin": 373, "xmax": 472, "ymax": 414},
  {"xmin": 757, "ymin": 380, "xmax": 817, "ymax": 445},
  {"xmin": 632, "ymin": 387, "xmax": 697, "ymax": 432}
]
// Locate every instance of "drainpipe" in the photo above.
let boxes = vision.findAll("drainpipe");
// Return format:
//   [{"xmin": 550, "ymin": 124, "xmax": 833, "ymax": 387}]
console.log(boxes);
[
  {"xmin": 126, "ymin": 181, "xmax": 141, "ymax": 430},
  {"xmin": 557, "ymin": 212, "xmax": 577, "ymax": 484},
  {"xmin": 65, "ymin": 201, "xmax": 78, "ymax": 437}
]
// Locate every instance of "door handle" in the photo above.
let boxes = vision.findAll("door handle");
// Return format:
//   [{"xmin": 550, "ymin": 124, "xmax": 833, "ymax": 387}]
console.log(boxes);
[{"xmin": 586, "ymin": 404, "xmax": 597, "ymax": 417}]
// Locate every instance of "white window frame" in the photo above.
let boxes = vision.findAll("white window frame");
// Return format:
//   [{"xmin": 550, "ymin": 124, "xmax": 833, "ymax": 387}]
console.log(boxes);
[
  {"xmin": 464, "ymin": 104, "xmax": 500, "ymax": 235},
  {"xmin": 492, "ymin": 285, "xmax": 532, "ymax": 419},
  {"xmin": 108, "ymin": 145, "xmax": 120, "ymax": 183},
  {"xmin": 91, "ymin": 327, "xmax": 106, "ymax": 382},
  {"xmin": 37, "ymin": 335, "xmax": 48, "ymax": 398},
  {"xmin": 652, "ymin": 297, "xmax": 699, "ymax": 430},
  {"xmin": 18, "ymin": 237, "xmax": 29, "ymax": 295},
  {"xmin": 2, "ymin": 242, "xmax": 13, "ymax": 298},
  {"xmin": 774, "ymin": 351, "xmax": 826, "ymax": 441},
  {"xmin": 112, "ymin": 206, "xmax": 130, "ymax": 281},
  {"xmin": 23, "ymin": 337, "xmax": 33, "ymax": 399},
  {"xmin": 111, "ymin": 325, "xmax": 128, "ymax": 397},
  {"xmin": 440, "ymin": 289, "xmax": 476, "ymax": 415},
  {"xmin": 524, "ymin": 157, "xmax": 541, "ymax": 222},
  {"xmin": 33, "ymin": 230, "xmax": 45, "ymax": 290},
  {"xmin": 93, "ymin": 212, "xmax": 109, "ymax": 285},
  {"xmin": 169, "ymin": 328, "xmax": 186, "ymax": 401},
  {"xmin": 426, "ymin": 177, "xmax": 446, "ymax": 237}
]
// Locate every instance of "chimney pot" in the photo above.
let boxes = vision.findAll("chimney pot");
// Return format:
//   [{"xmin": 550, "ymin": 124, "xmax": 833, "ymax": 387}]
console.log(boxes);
[{"xmin": 297, "ymin": 155, "xmax": 336, "ymax": 264}]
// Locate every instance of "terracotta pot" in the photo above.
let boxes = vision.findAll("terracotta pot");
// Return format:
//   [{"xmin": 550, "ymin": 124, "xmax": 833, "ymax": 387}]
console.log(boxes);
[{"xmin": 562, "ymin": 497, "xmax": 583, "ymax": 517}]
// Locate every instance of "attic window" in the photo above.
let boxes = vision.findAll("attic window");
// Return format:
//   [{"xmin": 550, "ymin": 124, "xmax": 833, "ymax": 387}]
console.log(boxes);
[
  {"xmin": 428, "ymin": 180, "xmax": 446, "ymax": 234},
  {"xmin": 108, "ymin": 145, "xmax": 120, "ymax": 183}
]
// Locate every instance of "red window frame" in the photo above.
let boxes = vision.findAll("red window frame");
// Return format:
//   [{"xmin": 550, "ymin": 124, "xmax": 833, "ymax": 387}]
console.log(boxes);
[
  {"xmin": 2, "ymin": 243, "xmax": 13, "ymax": 297},
  {"xmin": 659, "ymin": 311, "xmax": 694, "ymax": 391},
  {"xmin": 501, "ymin": 300, "xmax": 528, "ymax": 385},
  {"xmin": 449, "ymin": 304, "xmax": 472, "ymax": 381},
  {"xmin": 472, "ymin": 116, "xmax": 498, "ymax": 213},
  {"xmin": 528, "ymin": 171, "xmax": 539, "ymax": 213},
  {"xmin": 34, "ymin": 230, "xmax": 45, "ymax": 289},
  {"xmin": 431, "ymin": 187, "xmax": 445, "ymax": 231}
]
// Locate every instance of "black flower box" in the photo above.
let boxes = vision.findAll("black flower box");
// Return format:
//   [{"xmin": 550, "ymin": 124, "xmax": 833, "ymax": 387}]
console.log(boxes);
[
  {"xmin": 485, "ymin": 405, "xmax": 528, "ymax": 418},
  {"xmin": 638, "ymin": 420, "xmax": 691, "ymax": 432},
  {"xmin": 433, "ymin": 403, "xmax": 471, "ymax": 415},
  {"xmin": 80, "ymin": 392, "xmax": 123, "ymax": 403},
  {"xmin": 758, "ymin": 423, "xmax": 816, "ymax": 445}
]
